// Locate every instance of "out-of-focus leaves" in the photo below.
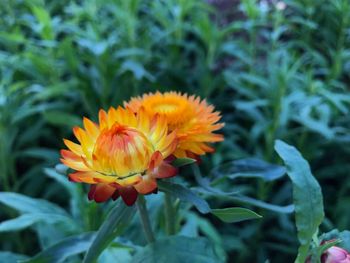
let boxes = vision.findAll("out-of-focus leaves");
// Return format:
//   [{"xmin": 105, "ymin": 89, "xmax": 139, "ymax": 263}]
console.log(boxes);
[
  {"xmin": 158, "ymin": 181, "xmax": 211, "ymax": 214},
  {"xmin": 0, "ymin": 192, "xmax": 68, "ymax": 215},
  {"xmin": 0, "ymin": 213, "xmax": 74, "ymax": 232},
  {"xmin": 212, "ymin": 158, "xmax": 286, "ymax": 181},
  {"xmin": 43, "ymin": 111, "xmax": 82, "ymax": 127},
  {"xmin": 0, "ymin": 251, "xmax": 28, "ymax": 262},
  {"xmin": 275, "ymin": 140, "xmax": 324, "ymax": 263},
  {"xmin": 131, "ymin": 236, "xmax": 223, "ymax": 263}
]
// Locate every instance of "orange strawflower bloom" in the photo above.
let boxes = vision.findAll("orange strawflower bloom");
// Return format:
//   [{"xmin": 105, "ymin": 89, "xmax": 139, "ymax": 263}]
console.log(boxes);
[
  {"xmin": 125, "ymin": 91, "xmax": 224, "ymax": 158},
  {"xmin": 61, "ymin": 107, "xmax": 178, "ymax": 205}
]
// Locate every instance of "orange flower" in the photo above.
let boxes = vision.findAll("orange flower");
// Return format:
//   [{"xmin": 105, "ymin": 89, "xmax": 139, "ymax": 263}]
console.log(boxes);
[
  {"xmin": 61, "ymin": 107, "xmax": 178, "ymax": 205},
  {"xmin": 125, "ymin": 91, "xmax": 224, "ymax": 158}
]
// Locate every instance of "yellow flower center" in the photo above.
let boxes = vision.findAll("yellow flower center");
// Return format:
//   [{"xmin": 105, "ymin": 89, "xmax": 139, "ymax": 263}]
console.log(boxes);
[
  {"xmin": 92, "ymin": 124, "xmax": 152, "ymax": 178},
  {"xmin": 142, "ymin": 94, "xmax": 194, "ymax": 130}
]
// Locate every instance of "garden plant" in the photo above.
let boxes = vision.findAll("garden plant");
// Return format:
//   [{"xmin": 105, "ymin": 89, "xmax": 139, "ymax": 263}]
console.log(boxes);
[{"xmin": 1, "ymin": 0, "xmax": 350, "ymax": 262}]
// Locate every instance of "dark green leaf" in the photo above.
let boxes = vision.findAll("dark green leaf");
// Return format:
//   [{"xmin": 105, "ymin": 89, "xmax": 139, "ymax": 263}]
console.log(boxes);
[
  {"xmin": 131, "ymin": 236, "xmax": 223, "ymax": 263},
  {"xmin": 212, "ymin": 158, "xmax": 286, "ymax": 181},
  {"xmin": 274, "ymin": 140, "xmax": 324, "ymax": 262},
  {"xmin": 211, "ymin": 207, "xmax": 262, "ymax": 223},
  {"xmin": 158, "ymin": 181, "xmax": 211, "ymax": 214}
]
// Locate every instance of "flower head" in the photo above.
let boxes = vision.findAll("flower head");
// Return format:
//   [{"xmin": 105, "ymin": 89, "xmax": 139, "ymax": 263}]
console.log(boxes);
[
  {"xmin": 125, "ymin": 91, "xmax": 224, "ymax": 158},
  {"xmin": 61, "ymin": 107, "xmax": 178, "ymax": 205},
  {"xmin": 322, "ymin": 245, "xmax": 350, "ymax": 263}
]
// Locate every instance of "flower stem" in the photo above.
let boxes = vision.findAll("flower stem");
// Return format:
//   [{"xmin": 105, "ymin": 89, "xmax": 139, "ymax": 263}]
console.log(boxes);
[
  {"xmin": 164, "ymin": 193, "xmax": 176, "ymax": 235},
  {"xmin": 136, "ymin": 195, "xmax": 155, "ymax": 243}
]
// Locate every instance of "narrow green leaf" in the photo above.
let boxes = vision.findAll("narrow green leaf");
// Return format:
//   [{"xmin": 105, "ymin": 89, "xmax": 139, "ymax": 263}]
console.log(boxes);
[
  {"xmin": 0, "ymin": 252, "xmax": 28, "ymax": 262},
  {"xmin": 171, "ymin": 158, "xmax": 196, "ymax": 168},
  {"xmin": 83, "ymin": 202, "xmax": 135, "ymax": 263},
  {"xmin": 0, "ymin": 192, "xmax": 68, "ymax": 216},
  {"xmin": 211, "ymin": 207, "xmax": 262, "ymax": 223},
  {"xmin": 22, "ymin": 232, "xmax": 95, "ymax": 263},
  {"xmin": 0, "ymin": 213, "xmax": 74, "ymax": 232},
  {"xmin": 131, "ymin": 236, "xmax": 222, "ymax": 263},
  {"xmin": 158, "ymin": 181, "xmax": 211, "ymax": 214},
  {"xmin": 274, "ymin": 140, "xmax": 324, "ymax": 263},
  {"xmin": 212, "ymin": 158, "xmax": 286, "ymax": 181}
]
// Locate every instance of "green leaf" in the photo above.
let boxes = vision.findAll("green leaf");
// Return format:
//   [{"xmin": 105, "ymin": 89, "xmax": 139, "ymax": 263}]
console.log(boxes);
[
  {"xmin": 171, "ymin": 158, "xmax": 196, "ymax": 168},
  {"xmin": 158, "ymin": 181, "xmax": 211, "ymax": 214},
  {"xmin": 212, "ymin": 158, "xmax": 286, "ymax": 181},
  {"xmin": 131, "ymin": 236, "xmax": 223, "ymax": 263},
  {"xmin": 228, "ymin": 195, "xmax": 294, "ymax": 214},
  {"xmin": 22, "ymin": 232, "xmax": 95, "ymax": 263},
  {"xmin": 0, "ymin": 252, "xmax": 28, "ymax": 262},
  {"xmin": 0, "ymin": 213, "xmax": 74, "ymax": 232},
  {"xmin": 321, "ymin": 229, "xmax": 350, "ymax": 252},
  {"xmin": 30, "ymin": 5, "xmax": 54, "ymax": 40},
  {"xmin": 211, "ymin": 207, "xmax": 262, "ymax": 223},
  {"xmin": 274, "ymin": 140, "xmax": 324, "ymax": 263},
  {"xmin": 0, "ymin": 192, "xmax": 68, "ymax": 216},
  {"xmin": 43, "ymin": 111, "xmax": 82, "ymax": 127},
  {"xmin": 83, "ymin": 202, "xmax": 135, "ymax": 263}
]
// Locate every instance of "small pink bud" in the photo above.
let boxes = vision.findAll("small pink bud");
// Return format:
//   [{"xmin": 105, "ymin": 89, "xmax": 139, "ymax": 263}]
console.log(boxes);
[{"xmin": 323, "ymin": 246, "xmax": 350, "ymax": 263}]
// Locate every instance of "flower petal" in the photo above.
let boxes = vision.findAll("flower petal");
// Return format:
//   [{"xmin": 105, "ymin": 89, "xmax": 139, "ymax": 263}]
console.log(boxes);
[
  {"xmin": 119, "ymin": 187, "xmax": 138, "ymax": 206},
  {"xmin": 154, "ymin": 162, "xmax": 178, "ymax": 179},
  {"xmin": 134, "ymin": 175, "xmax": 157, "ymax": 194},
  {"xmin": 89, "ymin": 184, "xmax": 117, "ymax": 203}
]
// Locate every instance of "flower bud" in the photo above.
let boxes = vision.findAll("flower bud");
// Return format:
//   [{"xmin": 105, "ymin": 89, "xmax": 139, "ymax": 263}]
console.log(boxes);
[{"xmin": 322, "ymin": 246, "xmax": 350, "ymax": 263}]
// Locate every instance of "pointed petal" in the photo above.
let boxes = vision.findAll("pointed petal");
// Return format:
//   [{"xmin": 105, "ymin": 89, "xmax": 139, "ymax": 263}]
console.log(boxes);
[
  {"xmin": 91, "ymin": 184, "xmax": 117, "ymax": 203},
  {"xmin": 119, "ymin": 187, "xmax": 138, "ymax": 206},
  {"xmin": 134, "ymin": 176, "xmax": 157, "ymax": 194},
  {"xmin": 154, "ymin": 162, "xmax": 178, "ymax": 178},
  {"xmin": 148, "ymin": 151, "xmax": 163, "ymax": 171},
  {"xmin": 63, "ymin": 139, "xmax": 83, "ymax": 156},
  {"xmin": 116, "ymin": 174, "xmax": 142, "ymax": 187},
  {"xmin": 88, "ymin": 185, "xmax": 97, "ymax": 200}
]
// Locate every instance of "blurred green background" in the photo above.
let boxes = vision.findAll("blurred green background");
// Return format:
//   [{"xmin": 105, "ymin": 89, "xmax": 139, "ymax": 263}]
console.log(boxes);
[{"xmin": 1, "ymin": 0, "xmax": 350, "ymax": 262}]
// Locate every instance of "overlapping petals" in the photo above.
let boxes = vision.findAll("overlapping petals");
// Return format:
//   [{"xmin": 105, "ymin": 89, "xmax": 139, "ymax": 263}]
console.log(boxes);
[
  {"xmin": 61, "ymin": 106, "xmax": 178, "ymax": 205},
  {"xmin": 125, "ymin": 91, "xmax": 224, "ymax": 158}
]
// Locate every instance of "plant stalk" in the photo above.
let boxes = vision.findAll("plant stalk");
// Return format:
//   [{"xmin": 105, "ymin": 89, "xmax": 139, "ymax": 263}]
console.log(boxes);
[
  {"xmin": 136, "ymin": 195, "xmax": 155, "ymax": 243},
  {"xmin": 164, "ymin": 193, "xmax": 176, "ymax": 235}
]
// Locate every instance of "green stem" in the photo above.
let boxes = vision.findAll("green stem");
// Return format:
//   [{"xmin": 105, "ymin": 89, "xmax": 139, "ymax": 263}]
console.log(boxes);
[
  {"xmin": 164, "ymin": 193, "xmax": 176, "ymax": 235},
  {"xmin": 136, "ymin": 195, "xmax": 155, "ymax": 243}
]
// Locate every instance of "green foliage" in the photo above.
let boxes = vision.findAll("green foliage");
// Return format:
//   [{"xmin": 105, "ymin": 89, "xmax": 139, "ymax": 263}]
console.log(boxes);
[
  {"xmin": 211, "ymin": 207, "xmax": 262, "ymax": 223},
  {"xmin": 23, "ymin": 233, "xmax": 96, "ymax": 263},
  {"xmin": 83, "ymin": 203, "xmax": 135, "ymax": 263},
  {"xmin": 131, "ymin": 236, "xmax": 223, "ymax": 263},
  {"xmin": 321, "ymin": 229, "xmax": 350, "ymax": 252},
  {"xmin": 1, "ymin": 0, "xmax": 350, "ymax": 262},
  {"xmin": 275, "ymin": 140, "xmax": 324, "ymax": 262}
]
